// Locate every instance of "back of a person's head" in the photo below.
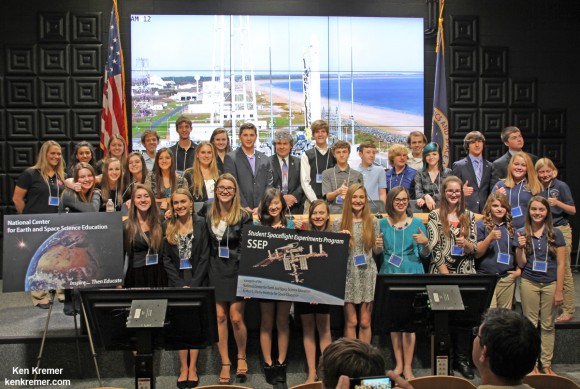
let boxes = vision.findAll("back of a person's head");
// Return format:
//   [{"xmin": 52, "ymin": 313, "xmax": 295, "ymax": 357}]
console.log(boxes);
[
  {"xmin": 319, "ymin": 338, "xmax": 385, "ymax": 389},
  {"xmin": 480, "ymin": 308, "xmax": 540, "ymax": 383}
]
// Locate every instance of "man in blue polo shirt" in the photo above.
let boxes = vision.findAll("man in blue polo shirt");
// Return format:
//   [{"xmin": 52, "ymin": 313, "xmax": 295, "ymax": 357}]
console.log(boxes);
[{"xmin": 322, "ymin": 141, "xmax": 363, "ymax": 214}]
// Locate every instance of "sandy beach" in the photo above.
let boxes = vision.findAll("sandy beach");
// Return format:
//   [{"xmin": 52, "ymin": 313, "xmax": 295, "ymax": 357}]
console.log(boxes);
[{"xmin": 254, "ymin": 79, "xmax": 423, "ymax": 135}]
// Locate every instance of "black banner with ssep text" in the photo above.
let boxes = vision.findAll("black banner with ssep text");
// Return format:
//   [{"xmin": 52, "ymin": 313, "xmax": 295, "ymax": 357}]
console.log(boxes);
[{"xmin": 237, "ymin": 225, "xmax": 349, "ymax": 305}]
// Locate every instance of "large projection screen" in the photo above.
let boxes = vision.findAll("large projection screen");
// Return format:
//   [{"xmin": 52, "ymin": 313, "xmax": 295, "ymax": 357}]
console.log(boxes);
[{"xmin": 130, "ymin": 15, "xmax": 424, "ymax": 154}]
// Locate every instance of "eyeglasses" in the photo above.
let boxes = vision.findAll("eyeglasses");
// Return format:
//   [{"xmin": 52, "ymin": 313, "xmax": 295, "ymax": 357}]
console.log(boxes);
[
  {"xmin": 394, "ymin": 198, "xmax": 409, "ymax": 204},
  {"xmin": 216, "ymin": 186, "xmax": 236, "ymax": 194},
  {"xmin": 445, "ymin": 190, "xmax": 462, "ymax": 195}
]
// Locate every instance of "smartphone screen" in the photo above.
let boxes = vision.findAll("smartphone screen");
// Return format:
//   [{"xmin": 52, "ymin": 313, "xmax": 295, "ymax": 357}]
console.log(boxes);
[{"xmin": 349, "ymin": 376, "xmax": 392, "ymax": 389}]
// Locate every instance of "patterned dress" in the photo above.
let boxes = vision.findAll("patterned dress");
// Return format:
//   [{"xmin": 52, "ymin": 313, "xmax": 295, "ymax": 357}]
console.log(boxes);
[
  {"xmin": 427, "ymin": 210, "xmax": 477, "ymax": 274},
  {"xmin": 333, "ymin": 218, "xmax": 380, "ymax": 303}
]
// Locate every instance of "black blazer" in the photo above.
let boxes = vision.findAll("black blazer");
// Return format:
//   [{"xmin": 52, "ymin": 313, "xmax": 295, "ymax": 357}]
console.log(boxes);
[
  {"xmin": 182, "ymin": 169, "xmax": 216, "ymax": 202},
  {"xmin": 162, "ymin": 216, "xmax": 210, "ymax": 288},
  {"xmin": 491, "ymin": 151, "xmax": 538, "ymax": 187},
  {"xmin": 270, "ymin": 154, "xmax": 304, "ymax": 214},
  {"xmin": 224, "ymin": 148, "xmax": 273, "ymax": 209},
  {"xmin": 452, "ymin": 156, "xmax": 494, "ymax": 214}
]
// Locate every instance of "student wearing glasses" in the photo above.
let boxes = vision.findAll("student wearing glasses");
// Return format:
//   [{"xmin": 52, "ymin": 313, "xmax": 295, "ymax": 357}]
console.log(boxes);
[
  {"xmin": 378, "ymin": 187, "xmax": 429, "ymax": 379},
  {"xmin": 427, "ymin": 175, "xmax": 478, "ymax": 379},
  {"xmin": 203, "ymin": 173, "xmax": 253, "ymax": 384}
]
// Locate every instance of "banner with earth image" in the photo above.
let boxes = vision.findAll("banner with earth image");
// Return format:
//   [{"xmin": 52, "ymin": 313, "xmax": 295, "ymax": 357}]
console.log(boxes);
[{"xmin": 2, "ymin": 212, "xmax": 124, "ymax": 292}]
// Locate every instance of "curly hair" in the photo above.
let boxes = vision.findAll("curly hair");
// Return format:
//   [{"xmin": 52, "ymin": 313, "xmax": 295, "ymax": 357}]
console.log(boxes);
[{"xmin": 482, "ymin": 192, "xmax": 515, "ymax": 237}]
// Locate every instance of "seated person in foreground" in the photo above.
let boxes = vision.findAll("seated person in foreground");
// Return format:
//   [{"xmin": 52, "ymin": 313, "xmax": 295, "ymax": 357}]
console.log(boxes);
[
  {"xmin": 356, "ymin": 308, "xmax": 540, "ymax": 389},
  {"xmin": 318, "ymin": 338, "xmax": 385, "ymax": 389}
]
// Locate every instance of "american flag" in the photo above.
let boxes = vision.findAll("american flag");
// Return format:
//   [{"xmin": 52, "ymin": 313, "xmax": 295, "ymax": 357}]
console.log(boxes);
[
  {"xmin": 101, "ymin": 0, "xmax": 127, "ymax": 155},
  {"xmin": 431, "ymin": 0, "xmax": 449, "ymax": 167}
]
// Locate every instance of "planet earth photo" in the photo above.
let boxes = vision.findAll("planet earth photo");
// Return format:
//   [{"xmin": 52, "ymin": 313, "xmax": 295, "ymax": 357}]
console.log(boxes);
[{"xmin": 25, "ymin": 228, "xmax": 102, "ymax": 291}]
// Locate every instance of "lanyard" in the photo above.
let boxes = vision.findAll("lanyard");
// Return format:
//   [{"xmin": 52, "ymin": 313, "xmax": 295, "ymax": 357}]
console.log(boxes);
[
  {"xmin": 314, "ymin": 146, "xmax": 331, "ymax": 175},
  {"xmin": 508, "ymin": 180, "xmax": 525, "ymax": 206},
  {"xmin": 389, "ymin": 169, "xmax": 405, "ymax": 189},
  {"xmin": 219, "ymin": 225, "xmax": 229, "ymax": 247},
  {"xmin": 391, "ymin": 221, "xmax": 406, "ymax": 258},
  {"xmin": 46, "ymin": 175, "xmax": 60, "ymax": 199},
  {"xmin": 493, "ymin": 224, "xmax": 509, "ymax": 253},
  {"xmin": 333, "ymin": 167, "xmax": 351, "ymax": 191}
]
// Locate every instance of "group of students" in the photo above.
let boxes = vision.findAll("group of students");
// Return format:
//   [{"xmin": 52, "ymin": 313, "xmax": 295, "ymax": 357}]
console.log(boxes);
[{"xmin": 11, "ymin": 118, "xmax": 575, "ymax": 386}]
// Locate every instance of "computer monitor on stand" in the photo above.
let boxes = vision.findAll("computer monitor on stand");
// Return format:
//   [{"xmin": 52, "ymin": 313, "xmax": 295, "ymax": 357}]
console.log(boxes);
[
  {"xmin": 373, "ymin": 274, "xmax": 497, "ymax": 375},
  {"xmin": 80, "ymin": 287, "xmax": 218, "ymax": 389}
]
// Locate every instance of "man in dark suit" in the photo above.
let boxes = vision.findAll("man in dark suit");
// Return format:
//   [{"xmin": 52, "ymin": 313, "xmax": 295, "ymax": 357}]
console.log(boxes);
[
  {"xmin": 270, "ymin": 130, "xmax": 304, "ymax": 214},
  {"xmin": 452, "ymin": 131, "xmax": 494, "ymax": 214},
  {"xmin": 491, "ymin": 126, "xmax": 538, "ymax": 186},
  {"xmin": 224, "ymin": 123, "xmax": 273, "ymax": 213}
]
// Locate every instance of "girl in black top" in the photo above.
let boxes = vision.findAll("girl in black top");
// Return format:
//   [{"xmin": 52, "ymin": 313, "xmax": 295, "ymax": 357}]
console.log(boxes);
[
  {"xmin": 210, "ymin": 127, "xmax": 231, "ymax": 174},
  {"xmin": 123, "ymin": 184, "xmax": 165, "ymax": 288},
  {"xmin": 124, "ymin": 152, "xmax": 148, "ymax": 203},
  {"xmin": 295, "ymin": 199, "xmax": 332, "ymax": 383},
  {"xmin": 204, "ymin": 173, "xmax": 252, "ymax": 384},
  {"xmin": 100, "ymin": 157, "xmax": 126, "ymax": 212},
  {"xmin": 183, "ymin": 141, "xmax": 220, "ymax": 202},
  {"xmin": 12, "ymin": 140, "xmax": 66, "ymax": 307},
  {"xmin": 163, "ymin": 188, "xmax": 209, "ymax": 388}
]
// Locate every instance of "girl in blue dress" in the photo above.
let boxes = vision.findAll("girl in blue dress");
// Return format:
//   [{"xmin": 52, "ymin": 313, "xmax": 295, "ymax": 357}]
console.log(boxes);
[{"xmin": 378, "ymin": 186, "xmax": 429, "ymax": 379}]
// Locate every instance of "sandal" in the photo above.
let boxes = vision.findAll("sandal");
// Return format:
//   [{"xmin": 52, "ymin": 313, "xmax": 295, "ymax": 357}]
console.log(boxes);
[
  {"xmin": 236, "ymin": 356, "xmax": 248, "ymax": 383},
  {"xmin": 219, "ymin": 363, "xmax": 231, "ymax": 385},
  {"xmin": 556, "ymin": 314, "xmax": 573, "ymax": 322},
  {"xmin": 542, "ymin": 367, "xmax": 557, "ymax": 375}
]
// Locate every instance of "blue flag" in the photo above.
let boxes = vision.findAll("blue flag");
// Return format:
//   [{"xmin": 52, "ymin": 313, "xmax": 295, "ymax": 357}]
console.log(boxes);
[{"xmin": 431, "ymin": 17, "xmax": 449, "ymax": 167}]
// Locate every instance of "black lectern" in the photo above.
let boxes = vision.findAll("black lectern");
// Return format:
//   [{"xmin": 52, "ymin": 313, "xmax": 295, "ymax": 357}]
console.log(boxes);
[
  {"xmin": 80, "ymin": 287, "xmax": 218, "ymax": 389},
  {"xmin": 373, "ymin": 274, "xmax": 497, "ymax": 375}
]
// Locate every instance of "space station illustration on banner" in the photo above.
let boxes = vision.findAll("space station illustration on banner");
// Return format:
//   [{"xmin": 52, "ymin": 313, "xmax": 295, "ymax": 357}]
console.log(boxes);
[{"xmin": 238, "ymin": 225, "xmax": 349, "ymax": 305}]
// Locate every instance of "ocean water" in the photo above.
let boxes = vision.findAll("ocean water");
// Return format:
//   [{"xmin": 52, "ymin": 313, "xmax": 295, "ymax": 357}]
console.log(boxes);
[{"xmin": 271, "ymin": 75, "xmax": 424, "ymax": 116}]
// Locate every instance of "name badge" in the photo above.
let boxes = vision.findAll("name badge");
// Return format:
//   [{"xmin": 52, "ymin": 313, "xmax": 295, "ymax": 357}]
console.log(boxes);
[
  {"xmin": 316, "ymin": 174, "xmax": 323, "ymax": 184},
  {"xmin": 48, "ymin": 196, "xmax": 60, "ymax": 206},
  {"xmin": 388, "ymin": 254, "xmax": 403, "ymax": 268},
  {"xmin": 353, "ymin": 254, "xmax": 367, "ymax": 267},
  {"xmin": 451, "ymin": 245, "xmax": 464, "ymax": 256},
  {"xmin": 532, "ymin": 260, "xmax": 548, "ymax": 273},
  {"xmin": 219, "ymin": 246, "xmax": 230, "ymax": 258},
  {"xmin": 179, "ymin": 258, "xmax": 192, "ymax": 270},
  {"xmin": 146, "ymin": 253, "xmax": 159, "ymax": 266},
  {"xmin": 336, "ymin": 194, "xmax": 344, "ymax": 204},
  {"xmin": 511, "ymin": 206, "xmax": 523, "ymax": 218},
  {"xmin": 497, "ymin": 252, "xmax": 511, "ymax": 265}
]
